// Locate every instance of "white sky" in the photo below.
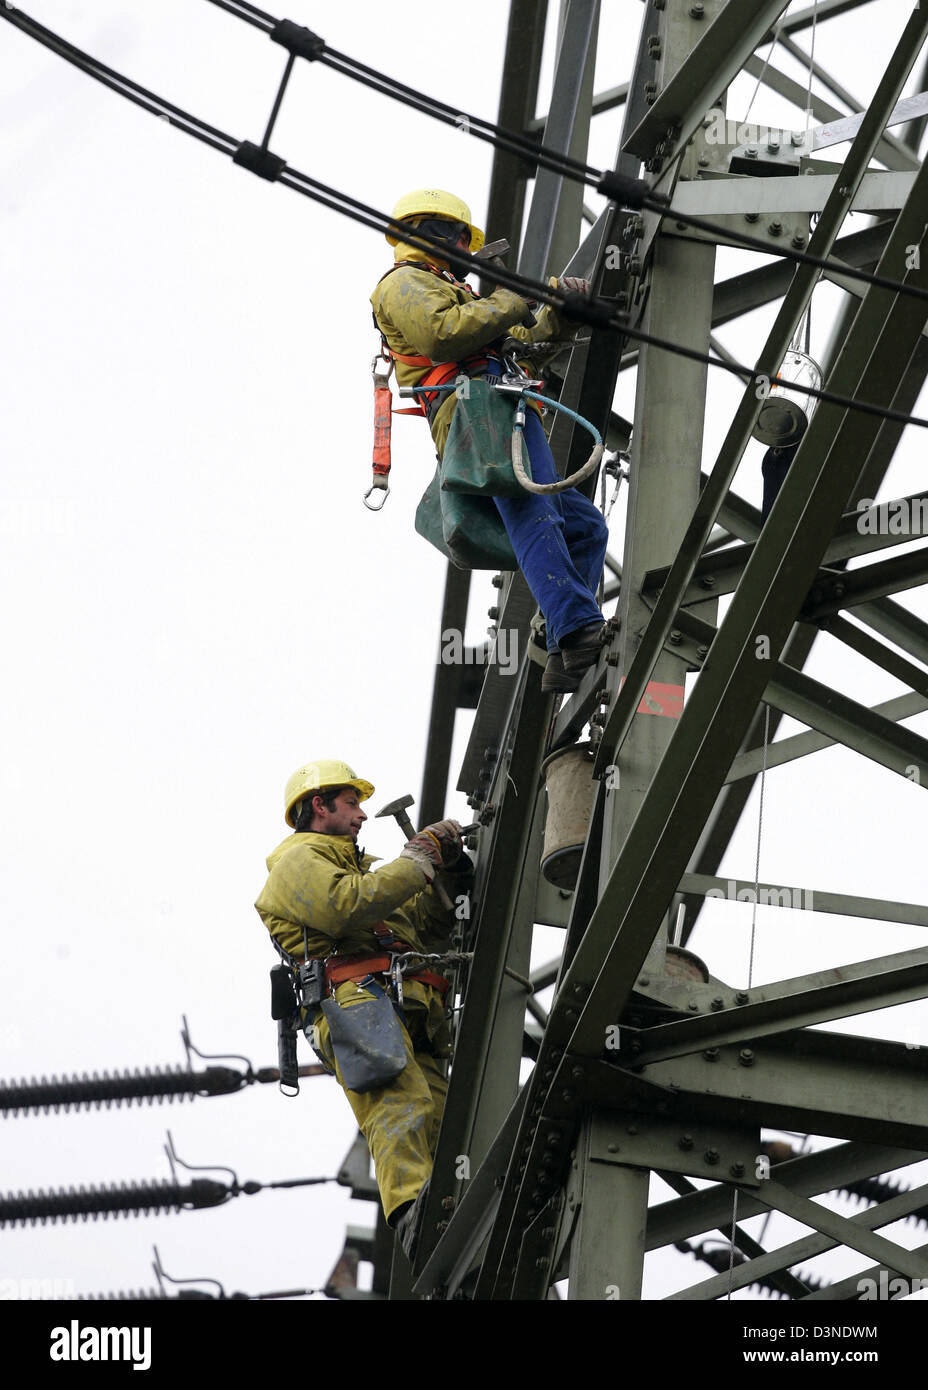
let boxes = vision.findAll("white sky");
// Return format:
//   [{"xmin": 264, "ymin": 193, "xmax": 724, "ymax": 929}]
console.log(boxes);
[{"xmin": 2, "ymin": 0, "xmax": 928, "ymax": 1305}]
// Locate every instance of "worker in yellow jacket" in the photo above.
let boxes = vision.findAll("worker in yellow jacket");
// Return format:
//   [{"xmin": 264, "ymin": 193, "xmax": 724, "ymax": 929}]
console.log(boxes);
[
  {"xmin": 255, "ymin": 758, "xmax": 471, "ymax": 1257},
  {"xmin": 372, "ymin": 188, "xmax": 609, "ymax": 693}
]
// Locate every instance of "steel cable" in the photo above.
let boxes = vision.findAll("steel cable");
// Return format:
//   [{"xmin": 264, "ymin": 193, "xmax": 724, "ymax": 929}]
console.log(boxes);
[
  {"xmin": 198, "ymin": 0, "xmax": 928, "ymax": 310},
  {"xmin": 3, "ymin": 5, "xmax": 928, "ymax": 433}
]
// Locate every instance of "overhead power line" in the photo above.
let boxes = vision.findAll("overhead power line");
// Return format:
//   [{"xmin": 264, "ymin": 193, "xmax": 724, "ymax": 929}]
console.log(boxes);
[
  {"xmin": 3, "ymin": 5, "xmax": 928, "ymax": 433},
  {"xmin": 201, "ymin": 0, "xmax": 928, "ymax": 311}
]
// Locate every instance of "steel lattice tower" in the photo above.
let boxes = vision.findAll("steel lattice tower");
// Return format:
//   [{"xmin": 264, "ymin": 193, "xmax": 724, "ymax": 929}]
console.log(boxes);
[{"xmin": 373, "ymin": 0, "xmax": 928, "ymax": 1301}]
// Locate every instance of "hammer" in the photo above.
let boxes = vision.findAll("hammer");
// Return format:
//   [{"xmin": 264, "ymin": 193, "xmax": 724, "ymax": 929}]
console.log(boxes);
[
  {"xmin": 472, "ymin": 238, "xmax": 536, "ymax": 327},
  {"xmin": 376, "ymin": 794, "xmax": 455, "ymax": 911}
]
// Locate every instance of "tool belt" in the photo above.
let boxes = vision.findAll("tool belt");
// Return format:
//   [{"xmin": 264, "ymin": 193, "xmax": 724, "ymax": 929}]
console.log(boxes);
[{"xmin": 324, "ymin": 953, "xmax": 450, "ymax": 999}]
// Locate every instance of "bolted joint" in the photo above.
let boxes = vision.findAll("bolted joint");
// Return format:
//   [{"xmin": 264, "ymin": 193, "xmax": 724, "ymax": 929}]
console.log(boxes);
[
  {"xmin": 678, "ymin": 1133, "xmax": 694, "ymax": 1151},
  {"xmin": 704, "ymin": 1147, "xmax": 720, "ymax": 1165},
  {"xmin": 739, "ymin": 1049, "xmax": 755, "ymax": 1067}
]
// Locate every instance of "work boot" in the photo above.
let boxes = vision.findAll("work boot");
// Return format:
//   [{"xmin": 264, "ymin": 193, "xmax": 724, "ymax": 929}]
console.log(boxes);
[
  {"xmin": 560, "ymin": 621, "xmax": 607, "ymax": 673},
  {"xmin": 541, "ymin": 651, "xmax": 581, "ymax": 694},
  {"xmin": 395, "ymin": 1181, "xmax": 430, "ymax": 1263}
]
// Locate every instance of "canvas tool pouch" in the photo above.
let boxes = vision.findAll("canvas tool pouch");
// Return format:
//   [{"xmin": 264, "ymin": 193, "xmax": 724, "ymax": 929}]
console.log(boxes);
[
  {"xmin": 415, "ymin": 463, "xmax": 518, "ymax": 571},
  {"xmin": 440, "ymin": 379, "xmax": 525, "ymax": 498},
  {"xmin": 319, "ymin": 980, "xmax": 408, "ymax": 1093}
]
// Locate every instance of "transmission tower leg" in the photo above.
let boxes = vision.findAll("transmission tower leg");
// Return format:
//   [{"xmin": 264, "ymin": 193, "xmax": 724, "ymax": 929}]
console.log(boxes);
[
  {"xmin": 572, "ymin": 0, "xmax": 723, "ymax": 1299},
  {"xmin": 566, "ymin": 1113, "xmax": 649, "ymax": 1300}
]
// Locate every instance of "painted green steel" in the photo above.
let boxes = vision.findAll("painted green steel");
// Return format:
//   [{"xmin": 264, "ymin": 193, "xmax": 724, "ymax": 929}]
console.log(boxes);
[
  {"xmin": 594, "ymin": 1, "xmax": 928, "ymax": 785},
  {"xmin": 624, "ymin": 0, "xmax": 791, "ymax": 163},
  {"xmin": 670, "ymin": 1179, "xmax": 928, "ymax": 1300}
]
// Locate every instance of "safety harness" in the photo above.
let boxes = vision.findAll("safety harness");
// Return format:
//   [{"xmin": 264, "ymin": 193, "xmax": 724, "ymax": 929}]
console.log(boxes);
[{"xmin": 365, "ymin": 260, "xmax": 501, "ymax": 511}]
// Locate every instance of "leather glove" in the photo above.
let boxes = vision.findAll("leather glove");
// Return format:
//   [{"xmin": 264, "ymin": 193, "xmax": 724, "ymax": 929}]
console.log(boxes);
[
  {"xmin": 419, "ymin": 819, "xmax": 464, "ymax": 866},
  {"xmin": 557, "ymin": 275, "xmax": 591, "ymax": 296}
]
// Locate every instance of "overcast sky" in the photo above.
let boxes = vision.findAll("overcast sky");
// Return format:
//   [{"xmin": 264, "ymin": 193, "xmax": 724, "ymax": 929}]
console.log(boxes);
[{"xmin": 2, "ymin": 0, "xmax": 928, "ymax": 1306}]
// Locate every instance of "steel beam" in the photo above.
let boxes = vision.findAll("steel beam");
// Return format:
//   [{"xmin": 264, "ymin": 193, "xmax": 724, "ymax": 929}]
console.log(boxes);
[
  {"xmin": 745, "ymin": 53, "xmax": 918, "ymax": 173},
  {"xmin": 417, "ymin": 662, "xmax": 552, "ymax": 1270},
  {"xmin": 778, "ymin": 0, "xmax": 879, "ymax": 34},
  {"xmin": 671, "ymin": 170, "xmax": 915, "ymax": 218},
  {"xmin": 668, "ymin": 1178, "xmax": 928, "ymax": 1300},
  {"xmin": 631, "ymin": 945, "xmax": 928, "ymax": 1063},
  {"xmin": 680, "ymin": 871, "xmax": 928, "ymax": 930},
  {"xmin": 647, "ymin": 1141, "xmax": 927, "ymax": 1250},
  {"xmin": 779, "ymin": 32, "xmax": 919, "ymax": 170},
  {"xmin": 617, "ymin": 1029, "xmax": 928, "ymax": 1150},
  {"xmin": 519, "ymin": 0, "xmax": 600, "ymax": 282},
  {"xmin": 726, "ymin": 691, "xmax": 928, "ymax": 781},
  {"xmin": 802, "ymin": 546, "xmax": 928, "ymax": 620},
  {"xmin": 624, "ymin": 1, "xmax": 791, "ymax": 166}
]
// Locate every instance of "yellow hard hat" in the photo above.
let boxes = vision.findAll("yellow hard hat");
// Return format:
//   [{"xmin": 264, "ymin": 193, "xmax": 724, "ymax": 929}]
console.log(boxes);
[
  {"xmin": 386, "ymin": 188, "xmax": 485, "ymax": 254},
  {"xmin": 284, "ymin": 759, "xmax": 375, "ymax": 827}
]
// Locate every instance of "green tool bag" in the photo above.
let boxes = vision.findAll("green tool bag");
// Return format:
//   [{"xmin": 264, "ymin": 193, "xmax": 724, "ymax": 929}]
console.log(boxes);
[
  {"xmin": 440, "ymin": 379, "xmax": 526, "ymax": 498},
  {"xmin": 415, "ymin": 461, "xmax": 518, "ymax": 571}
]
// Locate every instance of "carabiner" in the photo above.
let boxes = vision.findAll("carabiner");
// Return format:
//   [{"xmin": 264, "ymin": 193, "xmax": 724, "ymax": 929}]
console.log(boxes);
[{"xmin": 363, "ymin": 481, "xmax": 390, "ymax": 511}]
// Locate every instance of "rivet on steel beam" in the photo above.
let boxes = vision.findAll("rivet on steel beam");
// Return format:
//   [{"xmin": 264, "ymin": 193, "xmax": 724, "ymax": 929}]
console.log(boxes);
[
  {"xmin": 441, "ymin": 1196, "xmax": 455, "ymax": 1211},
  {"xmin": 703, "ymin": 1047, "xmax": 720, "ymax": 1061},
  {"xmin": 542, "ymin": 1226, "xmax": 556, "ymax": 1240},
  {"xmin": 769, "ymin": 220, "xmax": 783, "ymax": 236},
  {"xmin": 792, "ymin": 232, "xmax": 807, "ymax": 248},
  {"xmin": 730, "ymin": 1162, "xmax": 745, "ymax": 1178},
  {"xmin": 546, "ymin": 1132, "xmax": 562, "ymax": 1147},
  {"xmin": 690, "ymin": 1, "xmax": 704, "ymax": 15},
  {"xmin": 710, "ymin": 996, "xmax": 724, "ymax": 1011},
  {"xmin": 701, "ymin": 574, "xmax": 716, "ymax": 588},
  {"xmin": 739, "ymin": 1049, "xmax": 755, "ymax": 1067},
  {"xmin": 745, "ymin": 146, "xmax": 758, "ymax": 159},
  {"xmin": 696, "ymin": 155, "xmax": 709, "ymax": 169},
  {"xmin": 745, "ymin": 212, "xmax": 759, "ymax": 223},
  {"xmin": 735, "ymin": 991, "xmax": 749, "ymax": 1005},
  {"xmin": 639, "ymin": 975, "xmax": 650, "ymax": 987},
  {"xmin": 562, "ymin": 1089, "xmax": 576, "ymax": 1102},
  {"xmin": 626, "ymin": 1125, "xmax": 639, "ymax": 1135},
  {"xmin": 697, "ymin": 645, "xmax": 709, "ymax": 658},
  {"xmin": 571, "ymin": 1066, "xmax": 584, "ymax": 1080},
  {"xmin": 767, "ymin": 137, "xmax": 780, "ymax": 153},
  {"xmin": 687, "ymin": 1000, "xmax": 699, "ymax": 1012},
  {"xmin": 607, "ymin": 1142, "xmax": 620, "ymax": 1153},
  {"xmin": 669, "ymin": 629, "xmax": 682, "ymax": 644},
  {"xmin": 647, "ymin": 35, "xmax": 662, "ymax": 57},
  {"xmin": 679, "ymin": 1133, "xmax": 694, "ymax": 1151},
  {"xmin": 704, "ymin": 1148, "xmax": 720, "ymax": 1165}
]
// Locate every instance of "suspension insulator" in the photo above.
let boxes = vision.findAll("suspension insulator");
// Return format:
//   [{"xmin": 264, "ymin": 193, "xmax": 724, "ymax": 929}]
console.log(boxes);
[
  {"xmin": 0, "ymin": 1176, "xmax": 230, "ymax": 1226},
  {"xmin": 0, "ymin": 1064, "xmax": 246, "ymax": 1116}
]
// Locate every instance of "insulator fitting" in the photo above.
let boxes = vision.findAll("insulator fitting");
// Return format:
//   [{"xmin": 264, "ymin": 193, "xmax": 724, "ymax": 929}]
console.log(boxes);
[
  {"xmin": 0, "ymin": 1064, "xmax": 244, "ymax": 1117},
  {"xmin": 0, "ymin": 1176, "xmax": 229, "ymax": 1227}
]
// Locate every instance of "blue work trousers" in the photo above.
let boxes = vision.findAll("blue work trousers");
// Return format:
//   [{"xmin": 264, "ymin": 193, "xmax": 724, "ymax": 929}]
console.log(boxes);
[{"xmin": 493, "ymin": 405, "xmax": 608, "ymax": 650}]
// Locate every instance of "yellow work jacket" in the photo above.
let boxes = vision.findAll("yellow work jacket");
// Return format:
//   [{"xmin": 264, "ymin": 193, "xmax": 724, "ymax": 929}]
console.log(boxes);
[
  {"xmin": 255, "ymin": 831, "xmax": 466, "ymax": 965},
  {"xmin": 371, "ymin": 244, "xmax": 565, "ymax": 457}
]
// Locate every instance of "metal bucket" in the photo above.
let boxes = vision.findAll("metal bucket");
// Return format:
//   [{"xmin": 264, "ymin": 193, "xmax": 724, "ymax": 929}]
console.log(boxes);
[
  {"xmin": 541, "ymin": 742, "xmax": 596, "ymax": 888},
  {"xmin": 753, "ymin": 349, "xmax": 822, "ymax": 447}
]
